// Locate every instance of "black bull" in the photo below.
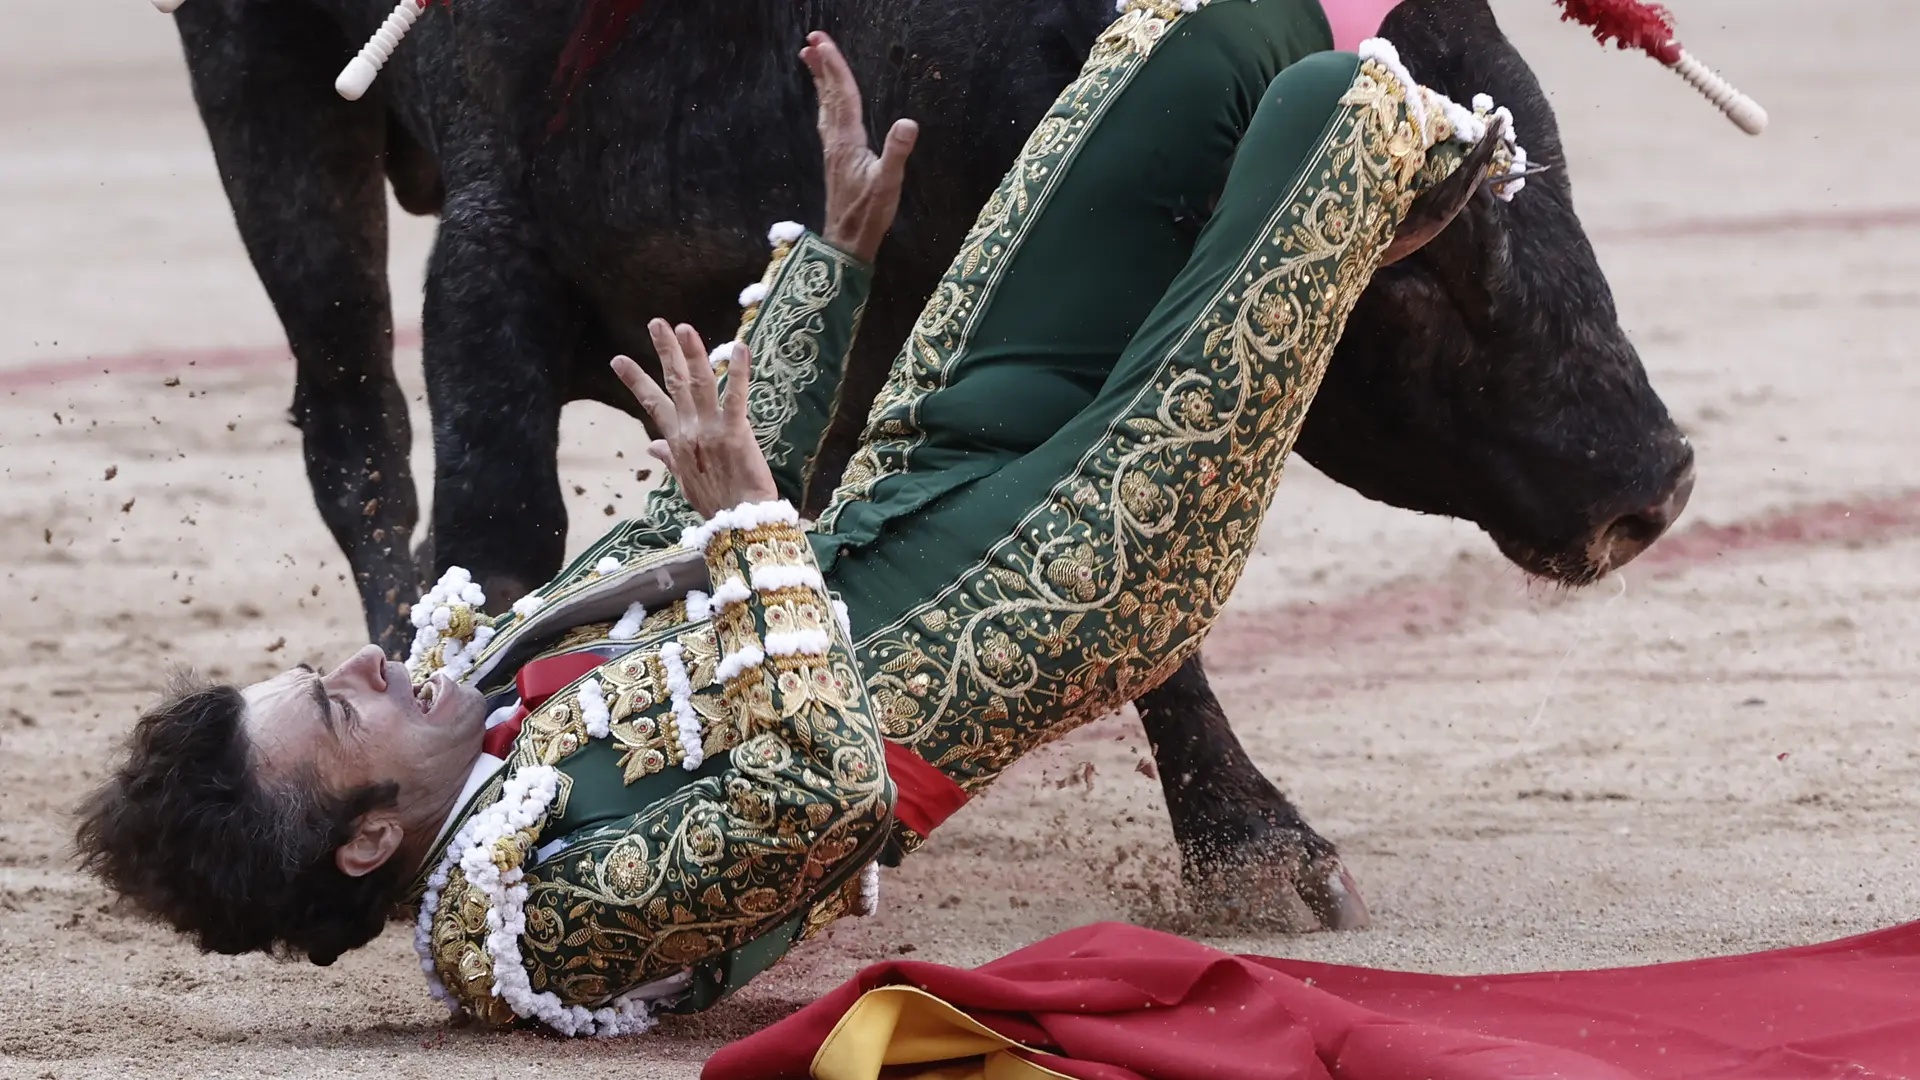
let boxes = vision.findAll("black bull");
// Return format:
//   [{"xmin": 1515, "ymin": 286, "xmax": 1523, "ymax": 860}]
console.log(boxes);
[{"xmin": 170, "ymin": 0, "xmax": 1694, "ymax": 927}]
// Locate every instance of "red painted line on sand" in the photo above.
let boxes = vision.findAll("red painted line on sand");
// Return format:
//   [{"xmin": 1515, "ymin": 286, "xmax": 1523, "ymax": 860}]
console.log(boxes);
[
  {"xmin": 0, "ymin": 328, "xmax": 423, "ymax": 393},
  {"xmin": 5, "ymin": 206, "xmax": 1916, "ymax": 392},
  {"xmin": 1202, "ymin": 489, "xmax": 1920, "ymax": 677}
]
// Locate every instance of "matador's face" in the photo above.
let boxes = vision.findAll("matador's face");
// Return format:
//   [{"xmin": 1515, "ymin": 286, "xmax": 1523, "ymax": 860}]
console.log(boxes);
[{"xmin": 241, "ymin": 646, "xmax": 490, "ymax": 865}]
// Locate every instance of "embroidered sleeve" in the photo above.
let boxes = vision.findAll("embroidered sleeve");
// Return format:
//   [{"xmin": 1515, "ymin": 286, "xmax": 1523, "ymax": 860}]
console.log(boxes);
[
  {"xmin": 508, "ymin": 501, "xmax": 893, "ymax": 1019},
  {"xmin": 632, "ymin": 224, "xmax": 874, "ymax": 539},
  {"xmin": 730, "ymin": 226, "xmax": 874, "ymax": 501}
]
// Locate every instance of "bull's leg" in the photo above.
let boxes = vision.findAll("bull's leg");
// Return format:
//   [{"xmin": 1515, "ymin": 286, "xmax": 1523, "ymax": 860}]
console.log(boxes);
[
  {"xmin": 176, "ymin": 0, "xmax": 420, "ymax": 650},
  {"xmin": 1135, "ymin": 654, "xmax": 1371, "ymax": 931},
  {"xmin": 419, "ymin": 180, "xmax": 576, "ymax": 612}
]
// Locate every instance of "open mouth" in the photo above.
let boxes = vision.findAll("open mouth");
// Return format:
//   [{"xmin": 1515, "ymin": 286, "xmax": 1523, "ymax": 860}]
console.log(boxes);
[{"xmin": 415, "ymin": 675, "xmax": 440, "ymax": 715}]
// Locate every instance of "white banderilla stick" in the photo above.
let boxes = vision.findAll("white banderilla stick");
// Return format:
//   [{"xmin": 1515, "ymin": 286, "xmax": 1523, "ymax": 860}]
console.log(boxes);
[
  {"xmin": 1668, "ymin": 47, "xmax": 1768, "ymax": 136},
  {"xmin": 335, "ymin": 0, "xmax": 427, "ymax": 102}
]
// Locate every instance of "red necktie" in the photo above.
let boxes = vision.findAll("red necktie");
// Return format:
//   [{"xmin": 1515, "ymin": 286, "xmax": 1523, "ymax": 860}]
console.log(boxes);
[{"xmin": 481, "ymin": 652, "xmax": 607, "ymax": 758}]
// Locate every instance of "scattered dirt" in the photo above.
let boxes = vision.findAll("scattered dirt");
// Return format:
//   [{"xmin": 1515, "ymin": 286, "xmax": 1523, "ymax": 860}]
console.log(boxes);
[{"xmin": 2, "ymin": 1, "xmax": 1915, "ymax": 1077}]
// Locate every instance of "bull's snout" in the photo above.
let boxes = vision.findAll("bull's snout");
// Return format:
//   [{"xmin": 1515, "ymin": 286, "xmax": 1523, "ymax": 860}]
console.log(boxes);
[{"xmin": 1596, "ymin": 457, "xmax": 1695, "ymax": 571}]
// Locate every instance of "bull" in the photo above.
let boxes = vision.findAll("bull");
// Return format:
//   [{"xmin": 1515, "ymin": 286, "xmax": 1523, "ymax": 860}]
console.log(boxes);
[{"xmin": 164, "ymin": 0, "xmax": 1711, "ymax": 927}]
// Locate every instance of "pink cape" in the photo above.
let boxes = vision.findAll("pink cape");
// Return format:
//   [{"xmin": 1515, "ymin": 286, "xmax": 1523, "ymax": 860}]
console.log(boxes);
[{"xmin": 703, "ymin": 920, "xmax": 1920, "ymax": 1079}]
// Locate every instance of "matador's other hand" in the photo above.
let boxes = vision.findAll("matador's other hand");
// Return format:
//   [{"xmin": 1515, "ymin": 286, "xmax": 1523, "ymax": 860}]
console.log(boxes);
[
  {"xmin": 800, "ymin": 31, "xmax": 918, "ymax": 264},
  {"xmin": 610, "ymin": 322, "xmax": 778, "ymax": 519}
]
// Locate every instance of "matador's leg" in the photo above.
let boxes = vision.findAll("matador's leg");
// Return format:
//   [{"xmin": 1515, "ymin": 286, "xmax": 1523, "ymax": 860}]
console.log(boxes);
[{"xmin": 817, "ymin": 4, "xmax": 1485, "ymax": 858}]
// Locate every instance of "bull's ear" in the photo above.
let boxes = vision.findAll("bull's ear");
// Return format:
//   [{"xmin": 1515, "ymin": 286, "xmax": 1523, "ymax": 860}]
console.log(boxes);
[{"xmin": 1380, "ymin": 116, "xmax": 1506, "ymax": 267}]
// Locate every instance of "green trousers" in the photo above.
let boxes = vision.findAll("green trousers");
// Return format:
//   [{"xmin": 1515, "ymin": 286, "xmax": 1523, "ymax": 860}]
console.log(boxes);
[{"xmin": 595, "ymin": 0, "xmax": 1470, "ymax": 843}]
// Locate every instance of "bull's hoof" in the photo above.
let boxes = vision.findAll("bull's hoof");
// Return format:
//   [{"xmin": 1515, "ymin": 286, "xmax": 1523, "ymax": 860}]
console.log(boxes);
[{"xmin": 1179, "ymin": 828, "xmax": 1371, "ymax": 932}]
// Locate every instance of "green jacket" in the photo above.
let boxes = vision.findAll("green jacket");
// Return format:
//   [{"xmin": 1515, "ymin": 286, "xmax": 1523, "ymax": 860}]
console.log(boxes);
[{"xmin": 405, "ymin": 505, "xmax": 893, "ymax": 1034}]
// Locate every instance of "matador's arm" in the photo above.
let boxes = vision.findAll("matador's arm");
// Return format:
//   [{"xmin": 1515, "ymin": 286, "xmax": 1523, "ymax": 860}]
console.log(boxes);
[
  {"xmin": 512, "ymin": 504, "xmax": 893, "ymax": 1012},
  {"xmin": 725, "ymin": 229, "xmax": 874, "ymax": 503},
  {"xmin": 625, "ymin": 229, "xmax": 872, "ymax": 536},
  {"xmin": 638, "ymin": 33, "xmax": 912, "ymax": 527}
]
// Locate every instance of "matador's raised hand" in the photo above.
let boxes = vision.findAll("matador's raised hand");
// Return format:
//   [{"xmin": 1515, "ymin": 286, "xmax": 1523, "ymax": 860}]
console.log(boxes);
[
  {"xmin": 610, "ymin": 322, "xmax": 777, "ymax": 520},
  {"xmin": 801, "ymin": 31, "xmax": 918, "ymax": 264}
]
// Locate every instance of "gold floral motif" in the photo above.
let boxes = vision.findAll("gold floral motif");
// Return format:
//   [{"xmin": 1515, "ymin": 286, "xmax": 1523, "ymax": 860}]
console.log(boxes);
[
  {"xmin": 773, "ymin": 659, "xmax": 862, "ymax": 718},
  {"xmin": 589, "ymin": 634, "xmax": 733, "ymax": 782},
  {"xmin": 797, "ymin": 874, "xmax": 864, "ymax": 943},
  {"xmin": 429, "ymin": 869, "xmax": 529, "ymax": 1028},
  {"xmin": 764, "ymin": 595, "xmax": 830, "ymax": 640},
  {"xmin": 1042, "ymin": 542, "xmax": 1103, "ymax": 603},
  {"xmin": 743, "ymin": 534, "xmax": 811, "ymax": 570},
  {"xmin": 521, "ymin": 696, "xmax": 587, "ymax": 767},
  {"xmin": 674, "ymin": 626, "xmax": 719, "ymax": 687}
]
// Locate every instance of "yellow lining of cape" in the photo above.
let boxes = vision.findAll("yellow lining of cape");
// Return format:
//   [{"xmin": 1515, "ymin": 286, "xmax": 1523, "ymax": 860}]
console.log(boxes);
[{"xmin": 810, "ymin": 985, "xmax": 1076, "ymax": 1080}]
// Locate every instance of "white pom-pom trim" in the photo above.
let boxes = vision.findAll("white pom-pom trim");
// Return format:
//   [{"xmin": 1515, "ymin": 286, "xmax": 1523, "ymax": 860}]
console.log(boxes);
[
  {"xmin": 764, "ymin": 628, "xmax": 832, "ymax": 657},
  {"xmin": 512, "ymin": 593, "xmax": 545, "ymax": 618},
  {"xmin": 1436, "ymin": 94, "xmax": 1486, "ymax": 145},
  {"xmin": 679, "ymin": 499, "xmax": 801, "ymax": 553},
  {"xmin": 1357, "ymin": 43, "xmax": 1532, "ymax": 205},
  {"xmin": 685, "ymin": 590, "xmax": 713, "ymax": 623},
  {"xmin": 709, "ymin": 341, "xmax": 738, "ymax": 370},
  {"xmin": 737, "ymin": 282, "xmax": 769, "ymax": 308},
  {"xmin": 715, "ymin": 645, "xmax": 766, "ymax": 683},
  {"xmin": 711, "ymin": 576, "xmax": 752, "ymax": 608},
  {"xmin": 609, "ymin": 601, "xmax": 648, "ymax": 642},
  {"xmin": 749, "ymin": 564, "xmax": 826, "ymax": 593},
  {"xmin": 832, "ymin": 599, "xmax": 853, "ymax": 638},
  {"xmin": 767, "ymin": 221, "xmax": 806, "ymax": 246},
  {"xmin": 594, "ymin": 556, "xmax": 621, "ymax": 575},
  {"xmin": 406, "ymin": 567, "xmax": 491, "ymax": 682},
  {"xmin": 414, "ymin": 766, "xmax": 652, "ymax": 1037},
  {"xmin": 660, "ymin": 642, "xmax": 704, "ymax": 770},
  {"xmin": 578, "ymin": 677, "xmax": 612, "ymax": 739}
]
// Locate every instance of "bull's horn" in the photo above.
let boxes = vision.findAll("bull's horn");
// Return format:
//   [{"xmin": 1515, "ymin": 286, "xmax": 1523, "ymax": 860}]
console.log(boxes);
[
  {"xmin": 336, "ymin": 0, "xmax": 426, "ymax": 102},
  {"xmin": 151, "ymin": 0, "xmax": 186, "ymax": 12},
  {"xmin": 1490, "ymin": 163, "xmax": 1554, "ymax": 192},
  {"xmin": 1381, "ymin": 116, "xmax": 1508, "ymax": 267}
]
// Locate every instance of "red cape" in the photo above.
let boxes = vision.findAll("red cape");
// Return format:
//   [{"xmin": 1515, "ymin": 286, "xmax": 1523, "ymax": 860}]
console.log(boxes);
[{"xmin": 704, "ymin": 920, "xmax": 1920, "ymax": 1079}]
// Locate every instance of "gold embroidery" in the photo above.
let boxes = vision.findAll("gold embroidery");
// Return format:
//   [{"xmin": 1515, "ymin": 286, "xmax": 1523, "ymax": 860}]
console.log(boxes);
[
  {"xmin": 530, "ymin": 621, "xmax": 617, "ymax": 659},
  {"xmin": 740, "ymin": 235, "xmax": 869, "ymax": 471},
  {"xmin": 619, "ymin": 233, "xmax": 865, "ymax": 540},
  {"xmin": 858, "ymin": 61, "xmax": 1427, "ymax": 808},
  {"xmin": 510, "ymin": 521, "xmax": 890, "ymax": 998},
  {"xmin": 427, "ymin": 807, "xmax": 564, "ymax": 1028},
  {"xmin": 797, "ymin": 874, "xmax": 864, "ymax": 943}
]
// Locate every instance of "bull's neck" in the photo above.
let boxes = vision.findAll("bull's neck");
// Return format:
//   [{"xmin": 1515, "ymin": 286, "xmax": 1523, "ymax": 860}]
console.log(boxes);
[{"xmin": 655, "ymin": 0, "xmax": 820, "ymax": 47}]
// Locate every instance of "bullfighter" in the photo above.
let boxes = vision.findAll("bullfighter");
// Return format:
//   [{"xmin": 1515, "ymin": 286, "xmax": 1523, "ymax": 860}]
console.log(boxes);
[{"xmin": 79, "ymin": 0, "xmax": 1525, "ymax": 1035}]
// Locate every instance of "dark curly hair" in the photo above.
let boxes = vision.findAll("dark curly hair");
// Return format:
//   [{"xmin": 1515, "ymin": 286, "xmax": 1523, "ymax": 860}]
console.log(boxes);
[{"xmin": 74, "ymin": 672, "xmax": 404, "ymax": 966}]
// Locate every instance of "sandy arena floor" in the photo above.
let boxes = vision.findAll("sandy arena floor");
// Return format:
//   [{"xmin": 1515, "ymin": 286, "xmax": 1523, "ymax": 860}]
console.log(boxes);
[{"xmin": 2, "ymin": 1, "xmax": 1916, "ymax": 1076}]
